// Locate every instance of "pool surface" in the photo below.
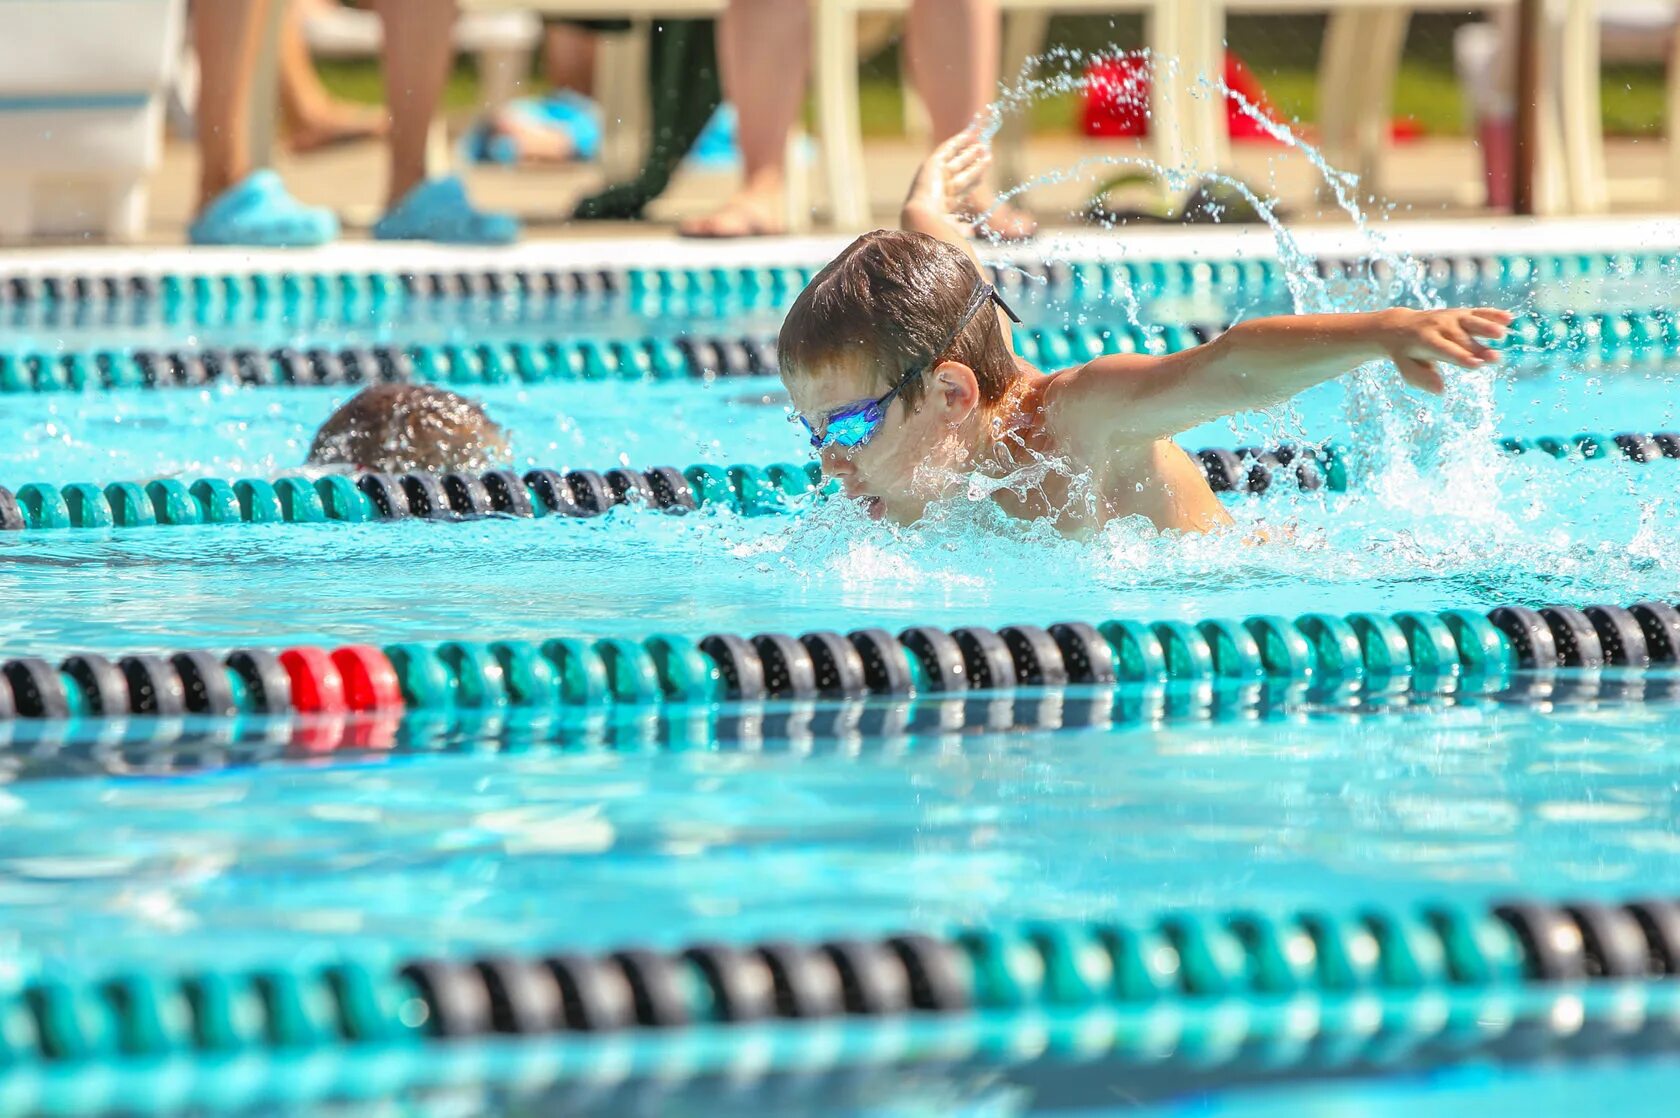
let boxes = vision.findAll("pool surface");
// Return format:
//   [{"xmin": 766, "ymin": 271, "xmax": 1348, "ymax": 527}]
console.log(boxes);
[{"xmin": 3, "ymin": 219, "xmax": 1680, "ymax": 1114}]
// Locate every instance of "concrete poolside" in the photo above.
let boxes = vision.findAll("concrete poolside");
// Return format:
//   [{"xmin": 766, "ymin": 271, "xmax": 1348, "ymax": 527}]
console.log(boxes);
[{"xmin": 39, "ymin": 129, "xmax": 1680, "ymax": 252}]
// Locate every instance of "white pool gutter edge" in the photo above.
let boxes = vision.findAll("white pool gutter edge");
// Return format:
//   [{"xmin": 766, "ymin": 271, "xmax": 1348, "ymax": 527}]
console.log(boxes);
[{"xmin": 2, "ymin": 214, "xmax": 1678, "ymax": 278}]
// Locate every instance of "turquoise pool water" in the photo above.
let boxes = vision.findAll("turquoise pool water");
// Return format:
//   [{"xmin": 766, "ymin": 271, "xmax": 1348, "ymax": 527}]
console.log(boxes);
[
  {"xmin": 0, "ymin": 371, "xmax": 1674, "ymax": 655},
  {"xmin": 4, "ymin": 238, "xmax": 1680, "ymax": 1114}
]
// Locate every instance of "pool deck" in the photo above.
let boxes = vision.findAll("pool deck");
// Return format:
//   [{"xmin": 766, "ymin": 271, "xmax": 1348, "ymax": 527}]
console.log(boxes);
[
  {"xmin": 10, "ymin": 131, "xmax": 1680, "ymax": 261},
  {"xmin": 29, "ymin": 128, "xmax": 1680, "ymax": 252}
]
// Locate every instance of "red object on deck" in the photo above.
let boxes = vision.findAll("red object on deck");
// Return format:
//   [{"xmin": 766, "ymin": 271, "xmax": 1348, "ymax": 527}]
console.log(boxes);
[{"xmin": 1081, "ymin": 51, "xmax": 1286, "ymax": 142}]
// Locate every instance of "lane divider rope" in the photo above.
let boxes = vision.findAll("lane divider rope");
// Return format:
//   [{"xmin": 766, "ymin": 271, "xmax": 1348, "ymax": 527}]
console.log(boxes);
[
  {"xmin": 0, "ymin": 462, "xmax": 828, "ymax": 531},
  {"xmin": 0, "ymin": 893, "xmax": 1676, "ymax": 1064},
  {"xmin": 0, "ymin": 441, "xmax": 1361, "ymax": 534},
  {"xmin": 0, "ymin": 600, "xmax": 1674, "ymax": 722},
  {"xmin": 0, "ymin": 299, "xmax": 1672, "ymax": 394},
  {"xmin": 6, "ymin": 427, "xmax": 1674, "ymax": 534},
  {"xmin": 0, "ymin": 248, "xmax": 1668, "ymax": 315},
  {"xmin": 30, "ymin": 667, "xmax": 1673, "ymax": 779}
]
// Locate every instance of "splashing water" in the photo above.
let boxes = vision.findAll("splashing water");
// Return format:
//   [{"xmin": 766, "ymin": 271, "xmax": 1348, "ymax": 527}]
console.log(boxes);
[
  {"xmin": 673, "ymin": 44, "xmax": 1680, "ymax": 613},
  {"xmin": 969, "ymin": 46, "xmax": 1508, "ymax": 501}
]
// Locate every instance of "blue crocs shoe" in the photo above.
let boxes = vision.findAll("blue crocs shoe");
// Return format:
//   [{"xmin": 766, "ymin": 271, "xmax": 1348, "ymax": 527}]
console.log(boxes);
[
  {"xmin": 188, "ymin": 170, "xmax": 339, "ymax": 247},
  {"xmin": 372, "ymin": 176, "xmax": 519, "ymax": 245}
]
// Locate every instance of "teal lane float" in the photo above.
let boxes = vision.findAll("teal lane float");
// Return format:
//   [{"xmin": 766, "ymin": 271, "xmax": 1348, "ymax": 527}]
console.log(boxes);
[
  {"xmin": 1, "ymin": 302, "xmax": 1678, "ymax": 391},
  {"xmin": 0, "ymin": 601, "xmax": 1672, "ymax": 723},
  {"xmin": 0, "ymin": 892, "xmax": 1675, "ymax": 1065}
]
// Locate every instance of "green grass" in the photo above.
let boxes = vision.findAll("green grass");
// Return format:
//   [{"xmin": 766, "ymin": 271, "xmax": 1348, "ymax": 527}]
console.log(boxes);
[
  {"xmin": 315, "ymin": 57, "xmax": 490, "ymax": 115},
  {"xmin": 316, "ymin": 42, "xmax": 1673, "ymax": 140}
]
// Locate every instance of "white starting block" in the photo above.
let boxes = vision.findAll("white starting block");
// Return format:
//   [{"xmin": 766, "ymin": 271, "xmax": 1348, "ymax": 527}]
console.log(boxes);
[{"xmin": 0, "ymin": 0, "xmax": 185, "ymax": 242}]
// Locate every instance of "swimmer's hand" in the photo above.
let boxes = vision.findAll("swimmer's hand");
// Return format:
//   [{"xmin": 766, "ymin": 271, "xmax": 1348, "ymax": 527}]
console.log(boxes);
[
  {"xmin": 900, "ymin": 122, "xmax": 1017, "ymax": 353},
  {"xmin": 902, "ymin": 123, "xmax": 991, "ymax": 228},
  {"xmin": 1378, "ymin": 307, "xmax": 1512, "ymax": 394}
]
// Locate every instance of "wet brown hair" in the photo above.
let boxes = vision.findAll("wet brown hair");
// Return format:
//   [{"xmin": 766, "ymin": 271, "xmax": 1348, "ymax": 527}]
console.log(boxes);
[
  {"xmin": 306, "ymin": 385, "xmax": 510, "ymax": 473},
  {"xmin": 778, "ymin": 230, "xmax": 1019, "ymax": 409}
]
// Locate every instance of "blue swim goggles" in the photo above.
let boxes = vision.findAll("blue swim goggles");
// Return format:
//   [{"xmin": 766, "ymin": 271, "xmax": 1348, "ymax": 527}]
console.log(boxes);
[{"xmin": 794, "ymin": 279, "xmax": 1022, "ymax": 451}]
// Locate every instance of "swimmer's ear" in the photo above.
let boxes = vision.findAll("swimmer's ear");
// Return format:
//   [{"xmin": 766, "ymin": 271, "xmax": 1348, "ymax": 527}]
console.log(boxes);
[{"xmin": 930, "ymin": 361, "xmax": 980, "ymax": 420}]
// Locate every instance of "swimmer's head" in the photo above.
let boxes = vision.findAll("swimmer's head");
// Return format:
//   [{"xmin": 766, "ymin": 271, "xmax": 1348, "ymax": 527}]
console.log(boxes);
[
  {"xmin": 306, "ymin": 385, "xmax": 510, "ymax": 474},
  {"xmin": 778, "ymin": 230, "xmax": 1019, "ymax": 524}
]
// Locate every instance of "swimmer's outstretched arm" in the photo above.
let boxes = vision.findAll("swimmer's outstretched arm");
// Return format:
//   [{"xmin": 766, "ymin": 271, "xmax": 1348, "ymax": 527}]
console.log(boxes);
[
  {"xmin": 1053, "ymin": 306, "xmax": 1514, "ymax": 447},
  {"xmin": 900, "ymin": 125, "xmax": 1017, "ymax": 352}
]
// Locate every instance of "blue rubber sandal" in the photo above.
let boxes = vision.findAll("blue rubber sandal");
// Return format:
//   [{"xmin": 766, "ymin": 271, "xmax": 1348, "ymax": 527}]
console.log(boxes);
[
  {"xmin": 188, "ymin": 170, "xmax": 339, "ymax": 248},
  {"xmin": 372, "ymin": 176, "xmax": 519, "ymax": 245}
]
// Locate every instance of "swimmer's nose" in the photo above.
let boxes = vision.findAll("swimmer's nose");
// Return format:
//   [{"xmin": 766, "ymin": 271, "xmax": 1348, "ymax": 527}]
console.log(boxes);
[{"xmin": 819, "ymin": 444, "xmax": 855, "ymax": 479}]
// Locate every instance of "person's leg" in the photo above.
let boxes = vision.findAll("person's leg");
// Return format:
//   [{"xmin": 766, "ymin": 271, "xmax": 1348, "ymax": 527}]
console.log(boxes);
[
  {"xmin": 195, "ymin": 0, "xmax": 272, "ymax": 207},
  {"xmin": 373, "ymin": 0, "xmax": 456, "ymax": 206},
  {"xmin": 191, "ymin": 0, "xmax": 339, "ymax": 244},
  {"xmin": 279, "ymin": 0, "xmax": 387, "ymax": 152},
  {"xmin": 372, "ymin": 0, "xmax": 517, "ymax": 242},
  {"xmin": 905, "ymin": 0, "xmax": 997, "ymax": 137},
  {"xmin": 678, "ymin": 0, "xmax": 811, "ymax": 237},
  {"xmin": 905, "ymin": 0, "xmax": 1035, "ymax": 238}
]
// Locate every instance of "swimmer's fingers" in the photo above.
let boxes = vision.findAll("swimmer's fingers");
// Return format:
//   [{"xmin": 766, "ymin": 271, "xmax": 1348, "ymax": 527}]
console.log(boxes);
[
  {"xmin": 1440, "ymin": 321, "xmax": 1497, "ymax": 364},
  {"xmin": 933, "ymin": 128, "xmax": 975, "ymax": 164},
  {"xmin": 945, "ymin": 143, "xmax": 991, "ymax": 199},
  {"xmin": 1396, "ymin": 355, "xmax": 1446, "ymax": 395},
  {"xmin": 938, "ymin": 124, "xmax": 988, "ymax": 165},
  {"xmin": 1419, "ymin": 328, "xmax": 1488, "ymax": 369},
  {"xmin": 1466, "ymin": 307, "xmax": 1514, "ymax": 333}
]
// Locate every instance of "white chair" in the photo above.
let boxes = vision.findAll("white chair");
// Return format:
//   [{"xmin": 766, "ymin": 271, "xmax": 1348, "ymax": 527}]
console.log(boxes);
[
  {"xmin": 1214, "ymin": 0, "xmax": 1668, "ymax": 215},
  {"xmin": 461, "ymin": 0, "xmax": 1219, "ymax": 229},
  {"xmin": 0, "ymin": 0, "xmax": 186, "ymax": 241},
  {"xmin": 814, "ymin": 0, "xmax": 1223, "ymax": 226},
  {"xmin": 1464, "ymin": 0, "xmax": 1680, "ymax": 212},
  {"xmin": 1216, "ymin": 1, "xmax": 1523, "ymax": 201}
]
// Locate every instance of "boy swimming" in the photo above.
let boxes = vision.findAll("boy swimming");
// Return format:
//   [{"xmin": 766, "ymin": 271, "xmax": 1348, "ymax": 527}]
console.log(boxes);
[
  {"xmin": 779, "ymin": 127, "xmax": 1512, "ymax": 535},
  {"xmin": 307, "ymin": 384, "xmax": 510, "ymax": 474}
]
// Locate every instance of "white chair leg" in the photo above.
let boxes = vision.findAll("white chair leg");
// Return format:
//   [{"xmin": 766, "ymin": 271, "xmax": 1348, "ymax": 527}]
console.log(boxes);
[
  {"xmin": 425, "ymin": 117, "xmax": 450, "ymax": 177},
  {"xmin": 1666, "ymin": 0, "xmax": 1680, "ymax": 204},
  {"xmin": 1354, "ymin": 8, "xmax": 1409, "ymax": 194},
  {"xmin": 1559, "ymin": 0, "xmax": 1607, "ymax": 212},
  {"xmin": 475, "ymin": 46, "xmax": 528, "ymax": 109},
  {"xmin": 1314, "ymin": 7, "xmax": 1406, "ymax": 198},
  {"xmin": 996, "ymin": 7, "xmax": 1049, "ymax": 200},
  {"xmin": 1316, "ymin": 10, "xmax": 1366, "ymax": 175},
  {"xmin": 1533, "ymin": 5, "xmax": 1571, "ymax": 216},
  {"xmin": 784, "ymin": 131, "xmax": 813, "ymax": 233},
  {"xmin": 1145, "ymin": 0, "xmax": 1189, "ymax": 175},
  {"xmin": 0, "ymin": 180, "xmax": 30, "ymax": 242},
  {"xmin": 597, "ymin": 23, "xmax": 650, "ymax": 182},
  {"xmin": 815, "ymin": 0, "xmax": 870, "ymax": 227},
  {"xmin": 1185, "ymin": 0, "xmax": 1227, "ymax": 171},
  {"xmin": 106, "ymin": 179, "xmax": 148, "ymax": 243}
]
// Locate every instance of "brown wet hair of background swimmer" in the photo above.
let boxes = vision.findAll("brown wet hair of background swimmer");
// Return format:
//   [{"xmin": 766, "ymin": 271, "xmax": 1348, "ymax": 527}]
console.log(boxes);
[{"xmin": 306, "ymin": 385, "xmax": 510, "ymax": 474}]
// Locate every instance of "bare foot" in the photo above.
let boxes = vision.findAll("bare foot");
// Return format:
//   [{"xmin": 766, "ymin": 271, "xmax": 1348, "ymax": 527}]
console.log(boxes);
[
  {"xmin": 480, "ymin": 109, "xmax": 581, "ymax": 165},
  {"xmin": 286, "ymin": 102, "xmax": 387, "ymax": 154},
  {"xmin": 678, "ymin": 192, "xmax": 785, "ymax": 238}
]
